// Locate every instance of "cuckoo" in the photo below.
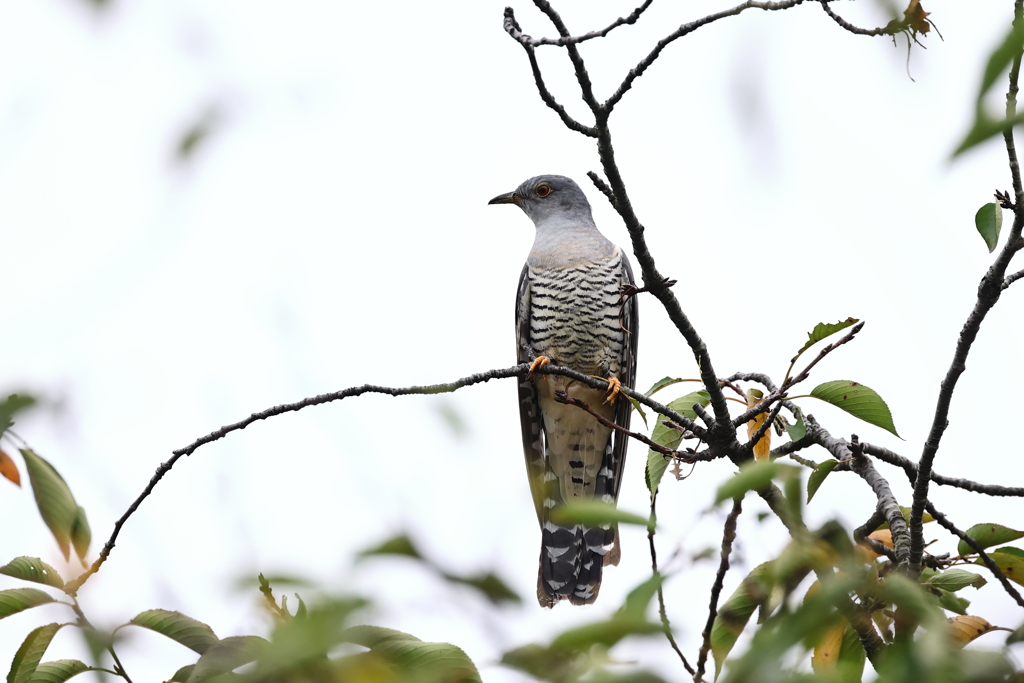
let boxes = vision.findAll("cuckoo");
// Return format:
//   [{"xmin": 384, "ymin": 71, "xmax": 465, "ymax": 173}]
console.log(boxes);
[{"xmin": 489, "ymin": 174, "xmax": 638, "ymax": 607}]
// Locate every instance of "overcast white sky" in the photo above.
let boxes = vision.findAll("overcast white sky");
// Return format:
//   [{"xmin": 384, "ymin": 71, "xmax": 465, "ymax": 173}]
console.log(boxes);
[{"xmin": 1, "ymin": 0, "xmax": 1023, "ymax": 680}]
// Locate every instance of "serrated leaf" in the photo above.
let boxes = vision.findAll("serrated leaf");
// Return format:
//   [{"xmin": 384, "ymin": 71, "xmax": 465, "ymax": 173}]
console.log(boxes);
[
  {"xmin": 996, "ymin": 546, "xmax": 1024, "ymax": 558},
  {"xmin": 711, "ymin": 562, "xmax": 774, "ymax": 680},
  {"xmin": 1008, "ymin": 622, "xmax": 1024, "ymax": 644},
  {"xmin": 20, "ymin": 449, "xmax": 80, "ymax": 562},
  {"xmin": 443, "ymin": 572, "xmax": 520, "ymax": 605},
  {"xmin": 794, "ymin": 318, "xmax": 859, "ymax": 359},
  {"xmin": 500, "ymin": 644, "xmax": 577, "ymax": 683},
  {"xmin": 551, "ymin": 617, "xmax": 662, "ymax": 651},
  {"xmin": 645, "ymin": 450, "xmax": 670, "ymax": 497},
  {"xmin": 957, "ymin": 523, "xmax": 1024, "ymax": 556},
  {"xmin": 0, "ymin": 450, "xmax": 20, "ymax": 487},
  {"xmin": 806, "ymin": 459, "xmax": 839, "ymax": 503},
  {"xmin": 925, "ymin": 568, "xmax": 987, "ymax": 592},
  {"xmin": 811, "ymin": 619, "xmax": 844, "ymax": 675},
  {"xmin": 9, "ymin": 623, "xmax": 64, "ymax": 683},
  {"xmin": 0, "ymin": 588, "xmax": 56, "ymax": 619},
  {"xmin": 785, "ymin": 410, "xmax": 806, "ymax": 442},
  {"xmin": 977, "ymin": 548, "xmax": 1024, "ymax": 586},
  {"xmin": 619, "ymin": 574, "xmax": 663, "ymax": 622},
  {"xmin": 837, "ymin": 623, "xmax": 867, "ymax": 683},
  {"xmin": 666, "ymin": 391, "xmax": 711, "ymax": 421},
  {"xmin": 645, "ymin": 377, "xmax": 686, "ymax": 397},
  {"xmin": 29, "ymin": 659, "xmax": 92, "ymax": 683},
  {"xmin": 129, "ymin": 609, "xmax": 219, "ymax": 655},
  {"xmin": 343, "ymin": 626, "xmax": 481, "ymax": 683},
  {"xmin": 947, "ymin": 615, "xmax": 998, "ymax": 648},
  {"xmin": 356, "ymin": 534, "xmax": 423, "ymax": 561},
  {"xmin": 0, "ymin": 557, "xmax": 64, "ymax": 590},
  {"xmin": 715, "ymin": 461, "xmax": 799, "ymax": 505},
  {"xmin": 549, "ymin": 501, "xmax": 650, "ymax": 528},
  {"xmin": 809, "ymin": 381, "xmax": 899, "ymax": 437},
  {"xmin": 936, "ymin": 590, "xmax": 971, "ymax": 615},
  {"xmin": 975, "ymin": 202, "xmax": 1003, "ymax": 252},
  {"xmin": 0, "ymin": 394, "xmax": 35, "ymax": 440},
  {"xmin": 186, "ymin": 636, "xmax": 269, "ymax": 683}
]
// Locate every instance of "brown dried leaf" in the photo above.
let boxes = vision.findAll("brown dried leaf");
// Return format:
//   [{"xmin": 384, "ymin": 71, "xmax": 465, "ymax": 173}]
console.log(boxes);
[
  {"xmin": 869, "ymin": 529, "xmax": 894, "ymax": 550},
  {"xmin": 0, "ymin": 450, "xmax": 20, "ymax": 487},
  {"xmin": 904, "ymin": 0, "xmax": 931, "ymax": 36},
  {"xmin": 947, "ymin": 615, "xmax": 997, "ymax": 648},
  {"xmin": 745, "ymin": 389, "xmax": 771, "ymax": 461}
]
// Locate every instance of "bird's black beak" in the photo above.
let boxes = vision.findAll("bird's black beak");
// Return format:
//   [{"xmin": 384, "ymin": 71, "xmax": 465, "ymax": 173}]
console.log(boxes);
[{"xmin": 488, "ymin": 191, "xmax": 520, "ymax": 205}]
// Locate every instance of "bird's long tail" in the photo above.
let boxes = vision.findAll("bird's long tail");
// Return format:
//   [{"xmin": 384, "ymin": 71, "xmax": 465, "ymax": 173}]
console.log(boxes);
[{"xmin": 537, "ymin": 523, "xmax": 618, "ymax": 607}]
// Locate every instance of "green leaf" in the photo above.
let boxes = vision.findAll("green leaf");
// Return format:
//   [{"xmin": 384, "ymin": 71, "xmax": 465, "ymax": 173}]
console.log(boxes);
[
  {"xmin": 666, "ymin": 391, "xmax": 711, "ymax": 421},
  {"xmin": 645, "ymin": 377, "xmax": 686, "ymax": 397},
  {"xmin": 168, "ymin": 665, "xmax": 195, "ymax": 683},
  {"xmin": 442, "ymin": 572, "xmax": 521, "ymax": 605},
  {"xmin": 793, "ymin": 318, "xmax": 859, "ymax": 359},
  {"xmin": 711, "ymin": 563, "xmax": 774, "ymax": 680},
  {"xmin": 500, "ymin": 644, "xmax": 577, "ymax": 683},
  {"xmin": 957, "ymin": 524, "xmax": 1024, "ymax": 556},
  {"xmin": 8, "ymin": 623, "xmax": 64, "ymax": 683},
  {"xmin": 0, "ymin": 588, "xmax": 55, "ymax": 619},
  {"xmin": 28, "ymin": 660, "xmax": 92, "ymax": 683},
  {"xmin": 715, "ymin": 461, "xmax": 799, "ymax": 505},
  {"xmin": 185, "ymin": 636, "xmax": 269, "ymax": 683},
  {"xmin": 619, "ymin": 574, "xmax": 664, "ymax": 621},
  {"xmin": 879, "ymin": 506, "xmax": 934, "ymax": 529},
  {"xmin": 342, "ymin": 626, "xmax": 481, "ymax": 683},
  {"xmin": 549, "ymin": 501, "xmax": 650, "ymax": 528},
  {"xmin": 925, "ymin": 568, "xmax": 987, "ymax": 592},
  {"xmin": 356, "ymin": 534, "xmax": 423, "ymax": 560},
  {"xmin": 1008, "ymin": 622, "xmax": 1024, "ymax": 645},
  {"xmin": 70, "ymin": 507, "xmax": 90, "ymax": 564},
  {"xmin": 936, "ymin": 590, "xmax": 971, "ymax": 615},
  {"xmin": 836, "ymin": 624, "xmax": 867, "ymax": 683},
  {"xmin": 128, "ymin": 609, "xmax": 219, "ymax": 655},
  {"xmin": 975, "ymin": 548, "xmax": 1024, "ymax": 587},
  {"xmin": 0, "ymin": 557, "xmax": 64, "ymax": 590},
  {"xmin": 626, "ymin": 396, "xmax": 648, "ymax": 429},
  {"xmin": 0, "ymin": 394, "xmax": 35, "ymax": 442},
  {"xmin": 785, "ymin": 409, "xmax": 806, "ymax": 442},
  {"xmin": 550, "ymin": 617, "xmax": 662, "ymax": 651},
  {"xmin": 645, "ymin": 451, "xmax": 670, "ymax": 497},
  {"xmin": 954, "ymin": 24, "xmax": 1024, "ymax": 156},
  {"xmin": 806, "ymin": 460, "xmax": 839, "ymax": 503},
  {"xmin": 975, "ymin": 203, "xmax": 1003, "ymax": 252},
  {"xmin": 20, "ymin": 449, "xmax": 80, "ymax": 562},
  {"xmin": 809, "ymin": 381, "xmax": 899, "ymax": 437}
]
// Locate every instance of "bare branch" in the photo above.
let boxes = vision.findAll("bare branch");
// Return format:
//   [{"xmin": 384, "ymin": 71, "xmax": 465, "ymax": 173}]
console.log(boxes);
[
  {"xmin": 502, "ymin": 8, "xmax": 598, "ymax": 137},
  {"xmin": 860, "ymin": 442, "xmax": 1024, "ymax": 497},
  {"xmin": 783, "ymin": 321, "xmax": 864, "ymax": 390},
  {"xmin": 533, "ymin": 0, "xmax": 604, "ymax": 114},
  {"xmin": 817, "ymin": 0, "xmax": 908, "ymax": 37},
  {"xmin": 648, "ymin": 492, "xmax": 696, "ymax": 675},
  {"xmin": 512, "ymin": 0, "xmax": 654, "ymax": 47},
  {"xmin": 1004, "ymin": 267, "xmax": 1024, "ymax": 290},
  {"xmin": 604, "ymin": 0, "xmax": 807, "ymax": 111},
  {"xmin": 909, "ymin": 2, "xmax": 1024, "ymax": 573},
  {"xmin": 805, "ymin": 417, "xmax": 910, "ymax": 571},
  {"xmin": 926, "ymin": 503, "xmax": 1024, "ymax": 610},
  {"xmin": 695, "ymin": 497, "xmax": 742, "ymax": 682}
]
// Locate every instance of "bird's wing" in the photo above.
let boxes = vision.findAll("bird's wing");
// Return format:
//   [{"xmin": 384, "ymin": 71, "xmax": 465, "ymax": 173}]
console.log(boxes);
[
  {"xmin": 515, "ymin": 263, "xmax": 548, "ymax": 524},
  {"xmin": 608, "ymin": 252, "xmax": 638, "ymax": 506}
]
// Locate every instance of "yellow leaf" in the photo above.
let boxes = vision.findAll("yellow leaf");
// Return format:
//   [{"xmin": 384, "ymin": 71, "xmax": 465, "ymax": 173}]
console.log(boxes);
[
  {"xmin": 745, "ymin": 389, "xmax": 771, "ymax": 461},
  {"xmin": 868, "ymin": 529, "xmax": 894, "ymax": 549},
  {"xmin": 811, "ymin": 620, "xmax": 845, "ymax": 673},
  {"xmin": 947, "ymin": 615, "xmax": 997, "ymax": 648},
  {"xmin": 0, "ymin": 450, "xmax": 20, "ymax": 487}
]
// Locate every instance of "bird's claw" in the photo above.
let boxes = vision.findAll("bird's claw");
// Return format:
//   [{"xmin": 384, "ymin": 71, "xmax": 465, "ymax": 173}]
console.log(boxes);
[
  {"xmin": 604, "ymin": 376, "xmax": 622, "ymax": 405},
  {"xmin": 528, "ymin": 356, "xmax": 551, "ymax": 379}
]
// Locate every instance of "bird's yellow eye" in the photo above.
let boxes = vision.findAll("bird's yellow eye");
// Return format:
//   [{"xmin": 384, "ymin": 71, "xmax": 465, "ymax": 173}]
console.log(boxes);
[{"xmin": 535, "ymin": 183, "xmax": 552, "ymax": 198}]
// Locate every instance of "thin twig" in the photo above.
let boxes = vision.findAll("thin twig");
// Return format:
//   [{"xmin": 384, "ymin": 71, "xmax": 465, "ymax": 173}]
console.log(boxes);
[
  {"xmin": 1004, "ymin": 267, "xmax": 1024, "ymax": 289},
  {"xmin": 66, "ymin": 361, "xmax": 705, "ymax": 594},
  {"xmin": 694, "ymin": 497, "xmax": 742, "ymax": 682},
  {"xmin": 782, "ymin": 322, "xmax": 864, "ymax": 390},
  {"xmin": 817, "ymin": 0, "xmax": 907, "ymax": 37},
  {"xmin": 648, "ymin": 491, "xmax": 696, "ymax": 675},
  {"xmin": 860, "ymin": 442, "xmax": 1024, "ymax": 497},
  {"xmin": 926, "ymin": 502, "xmax": 1024, "ymax": 610},
  {"xmin": 513, "ymin": 0, "xmax": 654, "ymax": 46}
]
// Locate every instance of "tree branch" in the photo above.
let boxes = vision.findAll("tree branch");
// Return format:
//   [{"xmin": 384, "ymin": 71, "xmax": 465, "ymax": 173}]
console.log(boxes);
[
  {"xmin": 694, "ymin": 497, "xmax": 742, "ymax": 682},
  {"xmin": 925, "ymin": 502, "xmax": 1024, "ymax": 610},
  {"xmin": 513, "ymin": 0, "xmax": 654, "ymax": 47},
  {"xmin": 909, "ymin": 3, "xmax": 1024, "ymax": 574},
  {"xmin": 805, "ymin": 416, "xmax": 910, "ymax": 571},
  {"xmin": 817, "ymin": 0, "xmax": 910, "ymax": 37},
  {"xmin": 860, "ymin": 442, "xmax": 1024, "ymax": 497},
  {"xmin": 648, "ymin": 492, "xmax": 696, "ymax": 675}
]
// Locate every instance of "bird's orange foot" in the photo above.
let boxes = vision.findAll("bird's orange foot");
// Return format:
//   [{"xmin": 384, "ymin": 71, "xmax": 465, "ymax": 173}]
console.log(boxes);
[
  {"xmin": 604, "ymin": 376, "xmax": 622, "ymax": 404},
  {"xmin": 527, "ymin": 356, "xmax": 551, "ymax": 379}
]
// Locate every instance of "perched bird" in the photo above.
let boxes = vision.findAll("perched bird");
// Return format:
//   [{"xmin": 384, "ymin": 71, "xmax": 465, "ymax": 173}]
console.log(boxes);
[{"xmin": 489, "ymin": 175, "xmax": 638, "ymax": 607}]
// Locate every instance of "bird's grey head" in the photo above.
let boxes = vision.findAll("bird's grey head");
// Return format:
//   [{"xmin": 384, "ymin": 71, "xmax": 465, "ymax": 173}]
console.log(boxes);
[{"xmin": 488, "ymin": 175, "xmax": 595, "ymax": 227}]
